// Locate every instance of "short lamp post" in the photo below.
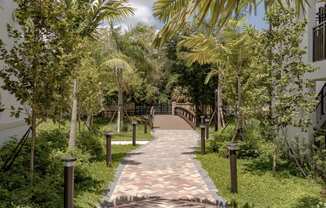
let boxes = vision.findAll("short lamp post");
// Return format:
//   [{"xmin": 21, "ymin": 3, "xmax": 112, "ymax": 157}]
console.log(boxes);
[
  {"xmin": 228, "ymin": 142, "xmax": 239, "ymax": 193},
  {"xmin": 205, "ymin": 118, "xmax": 210, "ymax": 140},
  {"xmin": 200, "ymin": 115, "xmax": 205, "ymax": 125},
  {"xmin": 144, "ymin": 116, "xmax": 148, "ymax": 134},
  {"xmin": 132, "ymin": 121, "xmax": 137, "ymax": 146},
  {"xmin": 64, "ymin": 157, "xmax": 76, "ymax": 208},
  {"xmin": 200, "ymin": 125, "xmax": 206, "ymax": 154},
  {"xmin": 104, "ymin": 131, "xmax": 113, "ymax": 167}
]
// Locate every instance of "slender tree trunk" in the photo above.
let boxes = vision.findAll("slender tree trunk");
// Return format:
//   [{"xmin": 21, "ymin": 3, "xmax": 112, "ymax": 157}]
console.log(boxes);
[
  {"xmin": 233, "ymin": 3, "xmax": 243, "ymax": 142},
  {"xmin": 30, "ymin": 107, "xmax": 37, "ymax": 184},
  {"xmin": 78, "ymin": 106, "xmax": 81, "ymax": 133},
  {"xmin": 86, "ymin": 113, "xmax": 92, "ymax": 129},
  {"xmin": 216, "ymin": 75, "xmax": 224, "ymax": 129},
  {"xmin": 117, "ymin": 68, "xmax": 123, "ymax": 133},
  {"xmin": 272, "ymin": 144, "xmax": 278, "ymax": 173},
  {"xmin": 68, "ymin": 79, "xmax": 78, "ymax": 149},
  {"xmin": 234, "ymin": 60, "xmax": 243, "ymax": 142},
  {"xmin": 215, "ymin": 89, "xmax": 224, "ymax": 130}
]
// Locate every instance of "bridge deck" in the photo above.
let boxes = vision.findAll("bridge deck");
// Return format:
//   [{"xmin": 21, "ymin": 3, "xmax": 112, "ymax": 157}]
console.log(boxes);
[{"xmin": 153, "ymin": 115, "xmax": 193, "ymax": 130}]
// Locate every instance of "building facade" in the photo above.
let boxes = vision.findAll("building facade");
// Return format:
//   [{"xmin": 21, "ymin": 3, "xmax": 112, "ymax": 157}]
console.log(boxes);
[
  {"xmin": 306, "ymin": 1, "xmax": 326, "ymax": 136},
  {"xmin": 0, "ymin": 1, "xmax": 28, "ymax": 145}
]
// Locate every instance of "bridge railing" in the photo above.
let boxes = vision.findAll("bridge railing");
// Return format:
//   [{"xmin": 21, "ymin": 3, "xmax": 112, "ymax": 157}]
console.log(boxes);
[{"xmin": 174, "ymin": 106, "xmax": 196, "ymax": 129}]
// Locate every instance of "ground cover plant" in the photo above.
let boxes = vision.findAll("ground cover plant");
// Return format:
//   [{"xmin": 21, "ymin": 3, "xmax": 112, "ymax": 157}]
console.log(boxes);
[{"xmin": 0, "ymin": 122, "xmax": 136, "ymax": 208}]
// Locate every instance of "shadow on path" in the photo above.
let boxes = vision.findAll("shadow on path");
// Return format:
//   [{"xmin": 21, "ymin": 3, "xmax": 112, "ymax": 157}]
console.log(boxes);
[{"xmin": 100, "ymin": 196, "xmax": 222, "ymax": 208}]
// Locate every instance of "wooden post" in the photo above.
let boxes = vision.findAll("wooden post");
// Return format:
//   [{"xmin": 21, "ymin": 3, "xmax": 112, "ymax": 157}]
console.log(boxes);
[
  {"xmin": 144, "ymin": 116, "xmax": 148, "ymax": 134},
  {"xmin": 205, "ymin": 118, "xmax": 210, "ymax": 140},
  {"xmin": 64, "ymin": 157, "xmax": 76, "ymax": 208},
  {"xmin": 228, "ymin": 143, "xmax": 238, "ymax": 193},
  {"xmin": 200, "ymin": 125, "xmax": 206, "ymax": 154},
  {"xmin": 132, "ymin": 121, "xmax": 137, "ymax": 146},
  {"xmin": 104, "ymin": 131, "xmax": 112, "ymax": 167}
]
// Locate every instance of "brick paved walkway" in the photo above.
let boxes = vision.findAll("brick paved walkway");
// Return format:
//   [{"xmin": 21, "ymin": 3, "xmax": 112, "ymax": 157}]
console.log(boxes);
[{"xmin": 100, "ymin": 116, "xmax": 226, "ymax": 208}]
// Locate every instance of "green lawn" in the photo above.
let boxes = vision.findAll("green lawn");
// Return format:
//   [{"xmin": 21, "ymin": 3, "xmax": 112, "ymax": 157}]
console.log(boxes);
[
  {"xmin": 196, "ymin": 152, "xmax": 322, "ymax": 208},
  {"xmin": 96, "ymin": 122, "xmax": 152, "ymax": 141},
  {"xmin": 39, "ymin": 119, "xmax": 152, "ymax": 141},
  {"xmin": 75, "ymin": 145, "xmax": 136, "ymax": 208}
]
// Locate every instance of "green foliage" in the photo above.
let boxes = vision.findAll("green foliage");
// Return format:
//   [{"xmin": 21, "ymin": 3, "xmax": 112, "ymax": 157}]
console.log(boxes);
[
  {"xmin": 314, "ymin": 149, "xmax": 326, "ymax": 184},
  {"xmin": 164, "ymin": 33, "xmax": 216, "ymax": 108},
  {"xmin": 263, "ymin": 6, "xmax": 316, "ymax": 131},
  {"xmin": 0, "ymin": 122, "xmax": 135, "ymax": 208},
  {"xmin": 209, "ymin": 120, "xmax": 261, "ymax": 159},
  {"xmin": 153, "ymin": 0, "xmax": 309, "ymax": 47}
]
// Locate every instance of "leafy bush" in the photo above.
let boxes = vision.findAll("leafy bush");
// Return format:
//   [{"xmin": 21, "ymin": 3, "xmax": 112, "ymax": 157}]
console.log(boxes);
[
  {"xmin": 314, "ymin": 149, "xmax": 326, "ymax": 184},
  {"xmin": 209, "ymin": 121, "xmax": 260, "ymax": 159},
  {"xmin": 77, "ymin": 131, "xmax": 104, "ymax": 160},
  {"xmin": 237, "ymin": 141, "xmax": 260, "ymax": 159},
  {"xmin": 0, "ymin": 124, "xmax": 129, "ymax": 208}
]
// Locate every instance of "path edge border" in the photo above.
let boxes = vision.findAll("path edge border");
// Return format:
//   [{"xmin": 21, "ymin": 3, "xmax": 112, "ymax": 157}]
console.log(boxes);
[{"xmin": 193, "ymin": 131, "xmax": 228, "ymax": 207}]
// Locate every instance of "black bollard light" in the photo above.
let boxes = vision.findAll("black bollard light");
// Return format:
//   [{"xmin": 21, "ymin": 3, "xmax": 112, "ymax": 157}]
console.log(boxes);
[
  {"xmin": 200, "ymin": 125, "xmax": 206, "ymax": 154},
  {"xmin": 64, "ymin": 157, "xmax": 76, "ymax": 208},
  {"xmin": 205, "ymin": 118, "xmax": 210, "ymax": 140},
  {"xmin": 104, "ymin": 131, "xmax": 113, "ymax": 167},
  {"xmin": 200, "ymin": 115, "xmax": 205, "ymax": 125},
  {"xmin": 228, "ymin": 143, "xmax": 239, "ymax": 193},
  {"xmin": 132, "ymin": 121, "xmax": 137, "ymax": 146},
  {"xmin": 144, "ymin": 116, "xmax": 148, "ymax": 134}
]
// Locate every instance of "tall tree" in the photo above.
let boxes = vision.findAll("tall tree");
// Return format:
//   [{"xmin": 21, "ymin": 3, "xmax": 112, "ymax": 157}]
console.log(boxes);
[
  {"xmin": 0, "ymin": 0, "xmax": 71, "ymax": 182},
  {"xmin": 178, "ymin": 20, "xmax": 268, "ymax": 140},
  {"xmin": 262, "ymin": 6, "xmax": 316, "ymax": 175},
  {"xmin": 54, "ymin": 0, "xmax": 133, "ymax": 148}
]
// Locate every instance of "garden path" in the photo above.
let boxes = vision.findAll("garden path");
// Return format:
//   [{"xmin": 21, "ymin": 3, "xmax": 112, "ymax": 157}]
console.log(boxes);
[{"xmin": 100, "ymin": 115, "xmax": 226, "ymax": 208}]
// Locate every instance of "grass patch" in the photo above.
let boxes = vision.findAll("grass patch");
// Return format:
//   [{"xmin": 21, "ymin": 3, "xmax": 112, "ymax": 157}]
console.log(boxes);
[
  {"xmin": 96, "ymin": 122, "xmax": 152, "ymax": 141},
  {"xmin": 39, "ymin": 119, "xmax": 152, "ymax": 141},
  {"xmin": 196, "ymin": 152, "xmax": 322, "ymax": 208}
]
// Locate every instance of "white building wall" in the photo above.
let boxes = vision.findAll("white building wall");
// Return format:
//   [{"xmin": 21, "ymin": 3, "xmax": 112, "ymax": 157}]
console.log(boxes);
[
  {"xmin": 305, "ymin": 0, "xmax": 326, "ymax": 84},
  {"xmin": 282, "ymin": 1, "xmax": 325, "ymax": 146},
  {"xmin": 0, "ymin": 0, "xmax": 28, "ymax": 145}
]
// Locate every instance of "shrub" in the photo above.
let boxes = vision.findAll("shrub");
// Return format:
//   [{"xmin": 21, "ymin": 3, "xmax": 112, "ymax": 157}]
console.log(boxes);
[
  {"xmin": 237, "ymin": 141, "xmax": 260, "ymax": 159},
  {"xmin": 0, "ymin": 126, "xmax": 107, "ymax": 208},
  {"xmin": 77, "ymin": 131, "xmax": 104, "ymax": 160},
  {"xmin": 209, "ymin": 121, "xmax": 260, "ymax": 159}
]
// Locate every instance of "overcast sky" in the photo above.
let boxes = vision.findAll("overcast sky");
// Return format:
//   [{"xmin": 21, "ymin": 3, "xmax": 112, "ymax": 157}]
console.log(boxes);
[
  {"xmin": 121, "ymin": 0, "xmax": 267, "ymax": 31},
  {"xmin": 119, "ymin": 0, "xmax": 161, "ymax": 31}
]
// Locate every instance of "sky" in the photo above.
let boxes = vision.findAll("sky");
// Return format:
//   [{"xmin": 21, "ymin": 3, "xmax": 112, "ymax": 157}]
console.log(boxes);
[{"xmin": 122, "ymin": 0, "xmax": 268, "ymax": 31}]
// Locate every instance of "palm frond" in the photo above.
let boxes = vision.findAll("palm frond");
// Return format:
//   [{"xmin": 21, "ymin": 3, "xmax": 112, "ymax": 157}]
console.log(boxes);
[
  {"xmin": 101, "ymin": 56, "xmax": 133, "ymax": 73},
  {"xmin": 177, "ymin": 34, "xmax": 228, "ymax": 65}
]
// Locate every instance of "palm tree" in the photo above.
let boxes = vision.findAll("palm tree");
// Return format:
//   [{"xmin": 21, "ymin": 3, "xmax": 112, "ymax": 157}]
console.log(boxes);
[
  {"xmin": 59, "ymin": 0, "xmax": 134, "ymax": 149},
  {"xmin": 102, "ymin": 55, "xmax": 134, "ymax": 133},
  {"xmin": 153, "ymin": 0, "xmax": 310, "ymax": 47},
  {"xmin": 178, "ymin": 20, "xmax": 263, "ymax": 141}
]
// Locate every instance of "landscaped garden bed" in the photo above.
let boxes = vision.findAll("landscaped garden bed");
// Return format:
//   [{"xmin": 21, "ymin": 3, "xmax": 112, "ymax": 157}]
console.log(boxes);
[{"xmin": 0, "ymin": 121, "xmax": 138, "ymax": 208}]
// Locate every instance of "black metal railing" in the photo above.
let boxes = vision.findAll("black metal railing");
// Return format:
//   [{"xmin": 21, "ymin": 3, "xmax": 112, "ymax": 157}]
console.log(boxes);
[
  {"xmin": 1, "ymin": 127, "xmax": 31, "ymax": 172},
  {"xmin": 316, "ymin": 83, "xmax": 326, "ymax": 130},
  {"xmin": 313, "ymin": 21, "xmax": 326, "ymax": 62},
  {"xmin": 174, "ymin": 106, "xmax": 196, "ymax": 129},
  {"xmin": 317, "ymin": 5, "xmax": 326, "ymax": 24}
]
